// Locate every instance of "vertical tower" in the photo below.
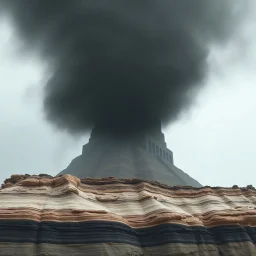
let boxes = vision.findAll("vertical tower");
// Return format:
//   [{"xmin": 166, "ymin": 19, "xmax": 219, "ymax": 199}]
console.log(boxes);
[{"xmin": 58, "ymin": 124, "xmax": 201, "ymax": 187}]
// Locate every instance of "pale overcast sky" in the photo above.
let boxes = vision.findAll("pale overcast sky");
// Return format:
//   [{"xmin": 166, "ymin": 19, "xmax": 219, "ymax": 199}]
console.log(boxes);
[{"xmin": 0, "ymin": 5, "xmax": 256, "ymax": 187}]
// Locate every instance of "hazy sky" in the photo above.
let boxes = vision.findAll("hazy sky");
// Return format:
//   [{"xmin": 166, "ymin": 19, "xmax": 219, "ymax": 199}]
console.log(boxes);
[{"xmin": 0, "ymin": 5, "xmax": 256, "ymax": 187}]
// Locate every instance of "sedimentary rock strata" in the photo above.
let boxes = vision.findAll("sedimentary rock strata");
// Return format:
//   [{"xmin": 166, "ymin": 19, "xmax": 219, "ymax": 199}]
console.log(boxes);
[{"xmin": 0, "ymin": 174, "xmax": 255, "ymax": 255}]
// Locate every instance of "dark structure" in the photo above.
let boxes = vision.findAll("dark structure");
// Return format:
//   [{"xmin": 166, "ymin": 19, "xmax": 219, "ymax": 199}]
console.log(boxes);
[{"xmin": 58, "ymin": 124, "xmax": 201, "ymax": 187}]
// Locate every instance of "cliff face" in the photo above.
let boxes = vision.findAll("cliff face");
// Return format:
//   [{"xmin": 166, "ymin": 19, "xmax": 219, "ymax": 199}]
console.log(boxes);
[{"xmin": 0, "ymin": 174, "xmax": 255, "ymax": 255}]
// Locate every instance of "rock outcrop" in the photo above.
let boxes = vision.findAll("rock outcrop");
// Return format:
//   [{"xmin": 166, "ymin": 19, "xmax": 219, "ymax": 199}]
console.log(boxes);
[{"xmin": 0, "ymin": 174, "xmax": 255, "ymax": 255}]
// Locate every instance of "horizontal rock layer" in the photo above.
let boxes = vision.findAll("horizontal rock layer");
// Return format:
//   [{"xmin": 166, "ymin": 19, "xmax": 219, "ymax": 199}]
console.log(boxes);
[{"xmin": 0, "ymin": 174, "xmax": 256, "ymax": 255}]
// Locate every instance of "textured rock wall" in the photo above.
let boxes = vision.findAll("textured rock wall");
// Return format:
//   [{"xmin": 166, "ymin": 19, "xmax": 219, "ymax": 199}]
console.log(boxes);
[{"xmin": 0, "ymin": 174, "xmax": 255, "ymax": 255}]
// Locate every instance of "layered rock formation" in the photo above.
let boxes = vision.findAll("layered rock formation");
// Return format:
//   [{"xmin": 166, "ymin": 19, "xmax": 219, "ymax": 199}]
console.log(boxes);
[{"xmin": 0, "ymin": 174, "xmax": 255, "ymax": 255}]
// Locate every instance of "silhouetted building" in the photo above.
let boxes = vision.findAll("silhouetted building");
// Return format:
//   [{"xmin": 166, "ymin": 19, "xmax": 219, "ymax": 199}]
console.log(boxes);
[{"xmin": 58, "ymin": 123, "xmax": 201, "ymax": 187}]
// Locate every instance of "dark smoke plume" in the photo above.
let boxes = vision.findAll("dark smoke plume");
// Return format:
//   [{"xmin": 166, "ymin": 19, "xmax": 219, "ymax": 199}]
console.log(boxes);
[{"xmin": 0, "ymin": 0, "xmax": 248, "ymax": 137}]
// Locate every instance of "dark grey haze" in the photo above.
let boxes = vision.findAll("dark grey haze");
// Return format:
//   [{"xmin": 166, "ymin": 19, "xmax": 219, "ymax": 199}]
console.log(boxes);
[{"xmin": 0, "ymin": 0, "xmax": 247, "ymax": 138}]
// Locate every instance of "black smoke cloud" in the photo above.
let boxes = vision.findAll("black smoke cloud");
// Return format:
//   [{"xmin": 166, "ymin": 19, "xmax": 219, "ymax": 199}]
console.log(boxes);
[{"xmin": 0, "ymin": 0, "xmax": 248, "ymax": 138}]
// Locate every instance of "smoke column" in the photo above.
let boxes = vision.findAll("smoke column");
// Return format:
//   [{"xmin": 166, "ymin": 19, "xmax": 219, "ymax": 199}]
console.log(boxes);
[{"xmin": 0, "ymin": 0, "xmax": 248, "ymax": 138}]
